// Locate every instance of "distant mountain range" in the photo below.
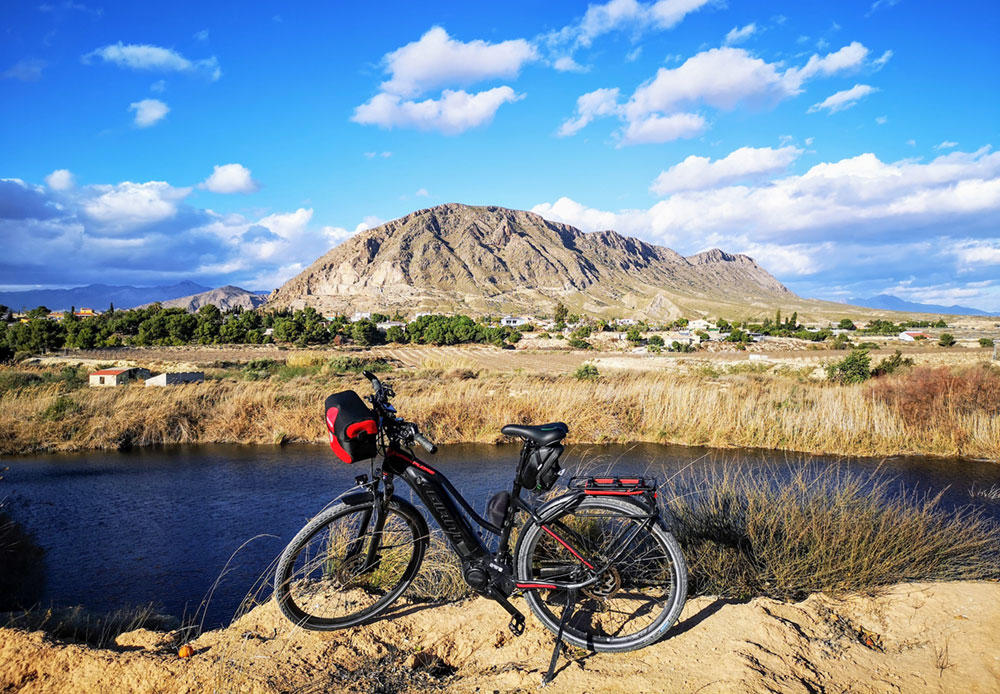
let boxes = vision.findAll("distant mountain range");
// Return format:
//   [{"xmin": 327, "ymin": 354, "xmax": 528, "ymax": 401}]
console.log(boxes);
[
  {"xmin": 143, "ymin": 285, "xmax": 269, "ymax": 312},
  {"xmin": 268, "ymin": 203, "xmax": 809, "ymax": 320},
  {"xmin": 850, "ymin": 294, "xmax": 998, "ymax": 317},
  {"xmin": 0, "ymin": 282, "xmax": 213, "ymax": 312}
]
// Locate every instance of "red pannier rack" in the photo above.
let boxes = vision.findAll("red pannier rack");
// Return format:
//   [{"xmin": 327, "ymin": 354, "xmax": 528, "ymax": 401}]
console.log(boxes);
[
  {"xmin": 324, "ymin": 390, "xmax": 378, "ymax": 464},
  {"xmin": 568, "ymin": 476, "xmax": 657, "ymax": 498}
]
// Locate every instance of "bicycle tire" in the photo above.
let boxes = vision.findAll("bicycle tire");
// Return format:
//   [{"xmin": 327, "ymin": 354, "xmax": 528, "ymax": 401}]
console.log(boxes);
[
  {"xmin": 515, "ymin": 496, "xmax": 687, "ymax": 652},
  {"xmin": 274, "ymin": 497, "xmax": 428, "ymax": 630}
]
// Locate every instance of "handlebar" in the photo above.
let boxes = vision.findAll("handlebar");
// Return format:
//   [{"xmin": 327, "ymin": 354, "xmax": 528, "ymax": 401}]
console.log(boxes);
[{"xmin": 413, "ymin": 432, "xmax": 438, "ymax": 454}]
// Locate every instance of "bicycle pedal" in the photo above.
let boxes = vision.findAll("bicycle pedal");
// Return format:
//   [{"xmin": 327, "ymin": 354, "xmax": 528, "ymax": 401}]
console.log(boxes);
[{"xmin": 508, "ymin": 614, "xmax": 525, "ymax": 636}]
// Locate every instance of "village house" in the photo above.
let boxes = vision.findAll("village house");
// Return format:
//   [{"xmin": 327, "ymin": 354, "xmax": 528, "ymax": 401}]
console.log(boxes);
[
  {"xmin": 351, "ymin": 311, "xmax": 372, "ymax": 322},
  {"xmin": 500, "ymin": 315, "xmax": 529, "ymax": 327},
  {"xmin": 74, "ymin": 308, "xmax": 98, "ymax": 318},
  {"xmin": 898, "ymin": 331, "xmax": 931, "ymax": 342},
  {"xmin": 688, "ymin": 319, "xmax": 711, "ymax": 331},
  {"xmin": 376, "ymin": 320, "xmax": 407, "ymax": 333},
  {"xmin": 145, "ymin": 372, "xmax": 205, "ymax": 387},
  {"xmin": 89, "ymin": 367, "xmax": 151, "ymax": 387}
]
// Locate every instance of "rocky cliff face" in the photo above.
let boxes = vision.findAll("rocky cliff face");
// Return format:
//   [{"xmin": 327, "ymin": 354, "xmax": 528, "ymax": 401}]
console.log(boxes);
[
  {"xmin": 268, "ymin": 203, "xmax": 792, "ymax": 319},
  {"xmin": 149, "ymin": 286, "xmax": 268, "ymax": 312}
]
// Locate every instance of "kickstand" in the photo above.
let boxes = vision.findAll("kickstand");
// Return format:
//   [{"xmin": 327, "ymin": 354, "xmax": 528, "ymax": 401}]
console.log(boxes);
[{"xmin": 543, "ymin": 590, "xmax": 577, "ymax": 685}]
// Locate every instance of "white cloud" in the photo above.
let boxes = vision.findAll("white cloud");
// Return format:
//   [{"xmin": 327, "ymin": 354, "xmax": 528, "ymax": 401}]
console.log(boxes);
[
  {"xmin": 618, "ymin": 112, "xmax": 707, "ymax": 145},
  {"xmin": 724, "ymin": 23, "xmax": 757, "ymax": 45},
  {"xmin": 194, "ymin": 29, "xmax": 209, "ymax": 42},
  {"xmin": 415, "ymin": 188, "xmax": 429, "ymax": 197},
  {"xmin": 650, "ymin": 145, "xmax": 802, "ymax": 194},
  {"xmin": 558, "ymin": 87, "xmax": 621, "ymax": 136},
  {"xmin": 808, "ymin": 84, "xmax": 878, "ymax": 114},
  {"xmin": 200, "ymin": 163, "xmax": 259, "ymax": 194},
  {"xmin": 150, "ymin": 79, "xmax": 166, "ymax": 93},
  {"xmin": 45, "ymin": 169, "xmax": 75, "ymax": 191},
  {"xmin": 873, "ymin": 49, "xmax": 893, "ymax": 69},
  {"xmin": 935, "ymin": 141, "xmax": 958, "ymax": 150},
  {"xmin": 625, "ymin": 46, "xmax": 643, "ymax": 62},
  {"xmin": 2, "ymin": 58, "xmax": 46, "ymax": 82},
  {"xmin": 129, "ymin": 98, "xmax": 169, "ymax": 127},
  {"xmin": 83, "ymin": 43, "xmax": 221, "ymax": 80},
  {"xmin": 951, "ymin": 240, "xmax": 1000, "ymax": 269},
  {"xmin": 377, "ymin": 27, "xmax": 537, "ymax": 98},
  {"xmin": 532, "ymin": 147, "xmax": 1000, "ymax": 249},
  {"xmin": 553, "ymin": 56, "xmax": 588, "ymax": 72},
  {"xmin": 876, "ymin": 115, "xmax": 888, "ymax": 125},
  {"xmin": 548, "ymin": 0, "xmax": 714, "ymax": 51},
  {"xmin": 352, "ymin": 87, "xmax": 523, "ymax": 135},
  {"xmin": 782, "ymin": 41, "xmax": 869, "ymax": 87},
  {"xmin": 82, "ymin": 181, "xmax": 191, "ymax": 232}
]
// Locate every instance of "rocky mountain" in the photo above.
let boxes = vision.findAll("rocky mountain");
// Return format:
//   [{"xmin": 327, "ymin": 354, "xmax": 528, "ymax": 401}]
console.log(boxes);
[
  {"xmin": 145, "ymin": 286, "xmax": 268, "ymax": 312},
  {"xmin": 0, "ymin": 281, "xmax": 211, "ymax": 312},
  {"xmin": 268, "ymin": 203, "xmax": 801, "ymax": 320}
]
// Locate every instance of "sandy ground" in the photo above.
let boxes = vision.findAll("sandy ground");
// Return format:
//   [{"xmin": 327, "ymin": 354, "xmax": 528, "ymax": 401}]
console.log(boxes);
[{"xmin": 2, "ymin": 582, "xmax": 999, "ymax": 693}]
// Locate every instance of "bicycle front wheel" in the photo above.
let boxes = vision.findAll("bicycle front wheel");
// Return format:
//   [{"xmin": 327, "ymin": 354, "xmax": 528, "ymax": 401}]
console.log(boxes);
[
  {"xmin": 274, "ymin": 497, "xmax": 428, "ymax": 630},
  {"xmin": 515, "ymin": 496, "xmax": 687, "ymax": 652}
]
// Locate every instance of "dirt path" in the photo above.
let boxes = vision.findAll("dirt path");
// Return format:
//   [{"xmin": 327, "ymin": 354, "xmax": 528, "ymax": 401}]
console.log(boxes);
[{"xmin": 3, "ymin": 582, "xmax": 998, "ymax": 693}]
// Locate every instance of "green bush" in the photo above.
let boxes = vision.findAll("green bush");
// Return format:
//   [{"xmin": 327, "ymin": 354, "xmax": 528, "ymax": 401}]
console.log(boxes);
[
  {"xmin": 980, "ymin": 337, "xmax": 995, "ymax": 348},
  {"xmin": 825, "ymin": 350, "xmax": 871, "ymax": 384},
  {"xmin": 327, "ymin": 356, "xmax": 393, "ymax": 374},
  {"xmin": 574, "ymin": 364, "xmax": 599, "ymax": 381},
  {"xmin": 567, "ymin": 337, "xmax": 592, "ymax": 349},
  {"xmin": 938, "ymin": 333, "xmax": 956, "ymax": 347},
  {"xmin": 242, "ymin": 358, "xmax": 278, "ymax": 380},
  {"xmin": 872, "ymin": 349, "xmax": 914, "ymax": 377},
  {"xmin": 647, "ymin": 335, "xmax": 664, "ymax": 347},
  {"xmin": 40, "ymin": 395, "xmax": 82, "ymax": 421}
]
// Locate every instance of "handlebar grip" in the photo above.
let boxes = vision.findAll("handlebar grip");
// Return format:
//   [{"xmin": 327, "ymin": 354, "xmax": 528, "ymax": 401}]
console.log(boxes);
[
  {"xmin": 414, "ymin": 432, "xmax": 438, "ymax": 455},
  {"xmin": 362, "ymin": 370, "xmax": 376, "ymax": 381}
]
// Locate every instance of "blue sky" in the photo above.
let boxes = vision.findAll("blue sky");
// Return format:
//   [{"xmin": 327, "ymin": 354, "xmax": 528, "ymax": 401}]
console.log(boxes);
[{"xmin": 2, "ymin": 0, "xmax": 999, "ymax": 310}]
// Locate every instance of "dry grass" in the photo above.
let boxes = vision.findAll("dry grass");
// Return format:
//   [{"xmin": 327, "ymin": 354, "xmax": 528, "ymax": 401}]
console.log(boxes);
[
  {"xmin": 666, "ymin": 462, "xmax": 1000, "ymax": 600},
  {"xmin": 2, "ymin": 604, "xmax": 177, "ymax": 648},
  {"xmin": 1, "ymin": 363, "xmax": 998, "ymax": 459}
]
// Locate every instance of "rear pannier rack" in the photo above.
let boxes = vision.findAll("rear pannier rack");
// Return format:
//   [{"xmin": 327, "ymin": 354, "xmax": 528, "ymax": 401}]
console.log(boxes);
[{"xmin": 569, "ymin": 476, "xmax": 657, "ymax": 497}]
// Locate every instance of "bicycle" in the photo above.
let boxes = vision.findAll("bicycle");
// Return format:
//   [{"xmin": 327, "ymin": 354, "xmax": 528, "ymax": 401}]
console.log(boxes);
[{"xmin": 274, "ymin": 371, "xmax": 687, "ymax": 682}]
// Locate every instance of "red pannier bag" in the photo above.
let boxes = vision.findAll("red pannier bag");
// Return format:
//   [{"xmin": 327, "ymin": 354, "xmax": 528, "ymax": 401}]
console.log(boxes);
[{"xmin": 324, "ymin": 390, "xmax": 379, "ymax": 463}]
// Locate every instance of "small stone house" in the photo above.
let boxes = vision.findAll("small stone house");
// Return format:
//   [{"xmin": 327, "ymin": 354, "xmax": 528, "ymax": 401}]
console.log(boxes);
[
  {"xmin": 145, "ymin": 372, "xmax": 205, "ymax": 387},
  {"xmin": 89, "ymin": 367, "xmax": 150, "ymax": 387}
]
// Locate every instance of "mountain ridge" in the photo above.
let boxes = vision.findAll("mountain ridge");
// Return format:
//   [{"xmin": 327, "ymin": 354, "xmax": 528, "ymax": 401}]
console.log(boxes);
[
  {"xmin": 849, "ymin": 294, "xmax": 998, "ymax": 317},
  {"xmin": 267, "ymin": 203, "xmax": 795, "ymax": 320},
  {"xmin": 0, "ymin": 281, "xmax": 211, "ymax": 312}
]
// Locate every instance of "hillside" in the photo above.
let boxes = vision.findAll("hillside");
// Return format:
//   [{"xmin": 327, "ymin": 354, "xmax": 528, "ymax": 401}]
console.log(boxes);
[
  {"xmin": 145, "ymin": 285, "xmax": 268, "ymax": 312},
  {"xmin": 269, "ymin": 204, "xmax": 809, "ymax": 320}
]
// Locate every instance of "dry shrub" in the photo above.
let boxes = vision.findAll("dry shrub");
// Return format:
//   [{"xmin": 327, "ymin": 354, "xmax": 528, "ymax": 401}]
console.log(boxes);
[
  {"xmin": 666, "ymin": 463, "xmax": 1000, "ymax": 600},
  {"xmin": 870, "ymin": 364, "xmax": 1000, "ymax": 426},
  {"xmin": 3, "ymin": 604, "xmax": 177, "ymax": 648}
]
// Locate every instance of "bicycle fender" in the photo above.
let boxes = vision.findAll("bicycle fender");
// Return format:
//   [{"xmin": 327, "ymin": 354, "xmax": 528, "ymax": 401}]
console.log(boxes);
[{"xmin": 531, "ymin": 491, "xmax": 587, "ymax": 523}]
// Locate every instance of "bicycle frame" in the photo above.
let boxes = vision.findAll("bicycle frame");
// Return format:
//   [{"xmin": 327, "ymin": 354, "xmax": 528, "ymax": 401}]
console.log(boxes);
[{"xmin": 365, "ymin": 443, "xmax": 661, "ymax": 598}]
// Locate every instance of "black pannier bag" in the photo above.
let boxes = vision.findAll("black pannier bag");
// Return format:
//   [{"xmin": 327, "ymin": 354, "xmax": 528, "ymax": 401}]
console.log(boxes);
[
  {"xmin": 324, "ymin": 390, "xmax": 378, "ymax": 464},
  {"xmin": 520, "ymin": 443, "xmax": 565, "ymax": 492}
]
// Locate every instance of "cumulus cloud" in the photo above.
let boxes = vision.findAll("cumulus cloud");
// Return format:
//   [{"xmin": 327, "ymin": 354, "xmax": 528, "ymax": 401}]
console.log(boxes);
[
  {"xmin": 415, "ymin": 188, "xmax": 429, "ymax": 197},
  {"xmin": 377, "ymin": 27, "xmax": 536, "ymax": 98},
  {"xmin": 0, "ymin": 175, "xmax": 375, "ymax": 290},
  {"xmin": 2, "ymin": 58, "xmax": 46, "ymax": 82},
  {"xmin": 724, "ymin": 23, "xmax": 757, "ymax": 45},
  {"xmin": 532, "ymin": 147, "xmax": 1000, "ymax": 309},
  {"xmin": 650, "ymin": 145, "xmax": 802, "ymax": 194},
  {"xmin": 808, "ymin": 84, "xmax": 878, "ymax": 114},
  {"xmin": 200, "ymin": 163, "xmax": 259, "ymax": 194},
  {"xmin": 561, "ymin": 42, "xmax": 874, "ymax": 143},
  {"xmin": 553, "ymin": 56, "xmax": 587, "ymax": 72},
  {"xmin": 352, "ymin": 87, "xmax": 522, "ymax": 135},
  {"xmin": 45, "ymin": 169, "xmax": 75, "ymax": 191},
  {"xmin": 129, "ymin": 98, "xmax": 169, "ymax": 127},
  {"xmin": 83, "ymin": 42, "xmax": 221, "ymax": 80},
  {"xmin": 935, "ymin": 141, "xmax": 958, "ymax": 150}
]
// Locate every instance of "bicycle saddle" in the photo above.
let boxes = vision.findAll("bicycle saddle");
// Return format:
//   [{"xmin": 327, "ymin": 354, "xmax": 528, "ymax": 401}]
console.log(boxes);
[{"xmin": 501, "ymin": 422, "xmax": 568, "ymax": 446}]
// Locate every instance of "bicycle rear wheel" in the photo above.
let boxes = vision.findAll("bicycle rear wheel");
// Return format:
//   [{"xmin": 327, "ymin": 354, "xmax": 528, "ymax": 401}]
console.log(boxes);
[
  {"xmin": 274, "ymin": 497, "xmax": 428, "ymax": 630},
  {"xmin": 515, "ymin": 496, "xmax": 687, "ymax": 652}
]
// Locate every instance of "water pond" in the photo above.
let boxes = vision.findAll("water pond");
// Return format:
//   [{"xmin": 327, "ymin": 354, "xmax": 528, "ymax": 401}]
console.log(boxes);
[{"xmin": 2, "ymin": 442, "xmax": 998, "ymax": 629}]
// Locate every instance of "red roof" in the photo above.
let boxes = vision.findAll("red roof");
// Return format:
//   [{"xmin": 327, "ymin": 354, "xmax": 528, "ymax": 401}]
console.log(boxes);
[{"xmin": 90, "ymin": 368, "xmax": 131, "ymax": 376}]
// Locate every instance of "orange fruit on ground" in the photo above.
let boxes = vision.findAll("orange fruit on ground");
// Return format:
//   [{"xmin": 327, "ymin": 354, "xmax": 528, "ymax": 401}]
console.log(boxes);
[{"xmin": 178, "ymin": 644, "xmax": 194, "ymax": 658}]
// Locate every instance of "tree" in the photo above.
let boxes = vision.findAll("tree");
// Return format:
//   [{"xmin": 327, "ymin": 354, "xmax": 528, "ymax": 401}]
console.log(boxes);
[
  {"xmin": 272, "ymin": 317, "xmax": 301, "ymax": 343},
  {"xmin": 553, "ymin": 302, "xmax": 568, "ymax": 325},
  {"xmin": 938, "ymin": 333, "xmax": 956, "ymax": 347},
  {"xmin": 826, "ymin": 350, "xmax": 871, "ymax": 384},
  {"xmin": 648, "ymin": 335, "xmax": 664, "ymax": 347},
  {"xmin": 195, "ymin": 304, "xmax": 223, "ymax": 344},
  {"xmin": 716, "ymin": 318, "xmax": 731, "ymax": 331},
  {"xmin": 980, "ymin": 337, "xmax": 995, "ymax": 348},
  {"xmin": 933, "ymin": 318, "xmax": 948, "ymax": 328},
  {"xmin": 626, "ymin": 327, "xmax": 642, "ymax": 344},
  {"xmin": 385, "ymin": 326, "xmax": 406, "ymax": 343},
  {"xmin": 838, "ymin": 318, "xmax": 856, "ymax": 330},
  {"xmin": 350, "ymin": 319, "xmax": 380, "ymax": 346}
]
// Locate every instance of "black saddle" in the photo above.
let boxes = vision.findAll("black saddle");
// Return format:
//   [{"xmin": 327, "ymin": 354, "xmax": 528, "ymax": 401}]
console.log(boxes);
[{"xmin": 501, "ymin": 422, "xmax": 568, "ymax": 447}]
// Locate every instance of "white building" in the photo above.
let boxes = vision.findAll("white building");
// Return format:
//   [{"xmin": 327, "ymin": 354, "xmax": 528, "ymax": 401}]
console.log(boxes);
[
  {"xmin": 501, "ymin": 316, "xmax": 529, "ymax": 327},
  {"xmin": 89, "ymin": 367, "xmax": 150, "ymax": 387},
  {"xmin": 145, "ymin": 372, "xmax": 205, "ymax": 387},
  {"xmin": 376, "ymin": 321, "xmax": 406, "ymax": 333},
  {"xmin": 688, "ymin": 319, "xmax": 711, "ymax": 331},
  {"xmin": 898, "ymin": 331, "xmax": 931, "ymax": 342},
  {"xmin": 351, "ymin": 311, "xmax": 372, "ymax": 322},
  {"xmin": 617, "ymin": 319, "xmax": 638, "ymax": 326}
]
